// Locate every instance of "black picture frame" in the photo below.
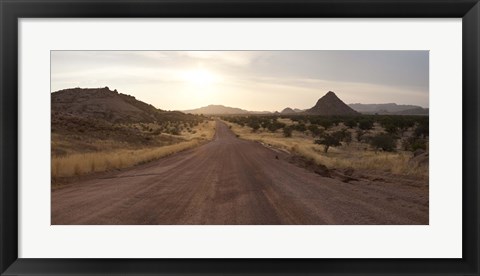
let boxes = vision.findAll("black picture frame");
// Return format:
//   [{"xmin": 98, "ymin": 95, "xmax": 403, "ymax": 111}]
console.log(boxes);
[{"xmin": 1, "ymin": 0, "xmax": 479, "ymax": 275}]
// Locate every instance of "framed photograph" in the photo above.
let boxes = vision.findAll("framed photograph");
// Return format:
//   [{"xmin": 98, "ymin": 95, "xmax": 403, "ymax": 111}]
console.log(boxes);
[{"xmin": 1, "ymin": 0, "xmax": 479, "ymax": 275}]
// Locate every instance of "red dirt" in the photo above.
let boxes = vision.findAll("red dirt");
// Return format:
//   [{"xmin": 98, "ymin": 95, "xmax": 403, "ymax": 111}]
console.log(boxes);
[{"xmin": 51, "ymin": 121, "xmax": 428, "ymax": 225}]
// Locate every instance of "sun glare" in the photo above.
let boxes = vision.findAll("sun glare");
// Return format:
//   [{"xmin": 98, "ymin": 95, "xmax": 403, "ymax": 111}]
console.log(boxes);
[{"xmin": 183, "ymin": 69, "xmax": 216, "ymax": 86}]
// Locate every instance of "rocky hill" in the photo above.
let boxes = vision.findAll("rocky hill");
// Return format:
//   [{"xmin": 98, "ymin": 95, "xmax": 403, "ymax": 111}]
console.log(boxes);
[
  {"xmin": 52, "ymin": 87, "xmax": 195, "ymax": 124},
  {"xmin": 51, "ymin": 87, "xmax": 205, "ymax": 155},
  {"xmin": 304, "ymin": 91, "xmax": 359, "ymax": 116},
  {"xmin": 183, "ymin": 104, "xmax": 271, "ymax": 115},
  {"xmin": 280, "ymin": 107, "xmax": 296, "ymax": 114}
]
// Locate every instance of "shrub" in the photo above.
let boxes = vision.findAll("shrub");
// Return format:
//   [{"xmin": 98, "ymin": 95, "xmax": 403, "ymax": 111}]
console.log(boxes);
[
  {"xmin": 414, "ymin": 123, "xmax": 429, "ymax": 138},
  {"xmin": 369, "ymin": 133, "xmax": 397, "ymax": 152},
  {"xmin": 319, "ymin": 120, "xmax": 333, "ymax": 130},
  {"xmin": 403, "ymin": 137, "xmax": 427, "ymax": 152},
  {"xmin": 342, "ymin": 131, "xmax": 352, "ymax": 145},
  {"xmin": 169, "ymin": 127, "xmax": 180, "ymax": 135},
  {"xmin": 384, "ymin": 124, "xmax": 398, "ymax": 135},
  {"xmin": 345, "ymin": 119, "xmax": 357, "ymax": 129},
  {"xmin": 283, "ymin": 126, "xmax": 293, "ymax": 137},
  {"xmin": 314, "ymin": 133, "xmax": 341, "ymax": 153},
  {"xmin": 308, "ymin": 124, "xmax": 323, "ymax": 137},
  {"xmin": 268, "ymin": 121, "xmax": 285, "ymax": 132},
  {"xmin": 294, "ymin": 123, "xmax": 307, "ymax": 133},
  {"xmin": 250, "ymin": 123, "xmax": 260, "ymax": 132},
  {"xmin": 359, "ymin": 119, "xmax": 374, "ymax": 130},
  {"xmin": 356, "ymin": 129, "xmax": 366, "ymax": 142}
]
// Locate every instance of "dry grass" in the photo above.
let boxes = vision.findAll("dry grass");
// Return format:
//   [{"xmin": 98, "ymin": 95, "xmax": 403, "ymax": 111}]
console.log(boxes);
[
  {"xmin": 52, "ymin": 140, "xmax": 200, "ymax": 179},
  {"xmin": 277, "ymin": 118, "xmax": 295, "ymax": 126},
  {"xmin": 291, "ymin": 144, "xmax": 427, "ymax": 178},
  {"xmin": 225, "ymin": 121, "xmax": 428, "ymax": 179},
  {"xmin": 225, "ymin": 121, "xmax": 310, "ymax": 151},
  {"xmin": 52, "ymin": 120, "xmax": 216, "ymax": 181},
  {"xmin": 180, "ymin": 120, "xmax": 217, "ymax": 140}
]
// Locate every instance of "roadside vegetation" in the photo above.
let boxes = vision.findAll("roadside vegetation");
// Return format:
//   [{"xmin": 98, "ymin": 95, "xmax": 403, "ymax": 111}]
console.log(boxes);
[
  {"xmin": 222, "ymin": 114, "xmax": 428, "ymax": 178},
  {"xmin": 51, "ymin": 118, "xmax": 215, "ymax": 183}
]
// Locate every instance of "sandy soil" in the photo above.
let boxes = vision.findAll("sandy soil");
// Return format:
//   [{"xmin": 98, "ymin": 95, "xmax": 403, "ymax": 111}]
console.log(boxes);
[{"xmin": 51, "ymin": 121, "xmax": 428, "ymax": 225}]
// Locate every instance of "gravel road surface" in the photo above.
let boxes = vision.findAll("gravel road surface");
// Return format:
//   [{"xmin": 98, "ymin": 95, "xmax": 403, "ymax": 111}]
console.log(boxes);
[{"xmin": 52, "ymin": 121, "xmax": 428, "ymax": 224}]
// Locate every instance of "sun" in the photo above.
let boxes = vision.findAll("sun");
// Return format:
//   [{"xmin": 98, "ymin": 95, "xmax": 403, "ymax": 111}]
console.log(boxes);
[{"xmin": 183, "ymin": 68, "xmax": 216, "ymax": 86}]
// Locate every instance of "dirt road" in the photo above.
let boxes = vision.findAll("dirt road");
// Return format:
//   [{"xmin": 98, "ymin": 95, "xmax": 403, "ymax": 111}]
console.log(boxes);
[{"xmin": 52, "ymin": 121, "xmax": 428, "ymax": 224}]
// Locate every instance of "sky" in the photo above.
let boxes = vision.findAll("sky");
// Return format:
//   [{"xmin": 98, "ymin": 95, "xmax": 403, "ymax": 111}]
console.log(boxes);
[{"xmin": 51, "ymin": 51, "xmax": 429, "ymax": 111}]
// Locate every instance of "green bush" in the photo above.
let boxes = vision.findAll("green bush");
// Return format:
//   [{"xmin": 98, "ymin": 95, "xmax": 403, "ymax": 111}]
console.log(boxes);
[
  {"xmin": 283, "ymin": 126, "xmax": 293, "ymax": 137},
  {"xmin": 403, "ymin": 137, "xmax": 427, "ymax": 151},
  {"xmin": 359, "ymin": 119, "xmax": 374, "ymax": 130},
  {"xmin": 308, "ymin": 124, "xmax": 323, "ymax": 137},
  {"xmin": 369, "ymin": 133, "xmax": 397, "ymax": 152},
  {"xmin": 314, "ymin": 132, "xmax": 341, "ymax": 153}
]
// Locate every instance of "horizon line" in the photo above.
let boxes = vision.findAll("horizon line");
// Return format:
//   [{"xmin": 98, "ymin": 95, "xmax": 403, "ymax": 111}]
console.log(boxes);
[{"xmin": 51, "ymin": 86, "xmax": 429, "ymax": 111}]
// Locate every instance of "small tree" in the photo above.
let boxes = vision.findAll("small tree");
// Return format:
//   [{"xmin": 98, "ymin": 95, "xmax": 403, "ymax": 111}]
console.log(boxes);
[
  {"xmin": 249, "ymin": 122, "xmax": 260, "ymax": 132},
  {"xmin": 295, "ymin": 123, "xmax": 307, "ymax": 133},
  {"xmin": 342, "ymin": 131, "xmax": 352, "ymax": 145},
  {"xmin": 268, "ymin": 121, "xmax": 286, "ymax": 132},
  {"xmin": 369, "ymin": 133, "xmax": 397, "ymax": 152},
  {"xmin": 332, "ymin": 129, "xmax": 347, "ymax": 140},
  {"xmin": 345, "ymin": 119, "xmax": 357, "ymax": 129},
  {"xmin": 319, "ymin": 120, "xmax": 334, "ymax": 130},
  {"xmin": 384, "ymin": 124, "xmax": 398, "ymax": 135},
  {"xmin": 283, "ymin": 126, "xmax": 293, "ymax": 137},
  {"xmin": 169, "ymin": 126, "xmax": 180, "ymax": 135},
  {"xmin": 359, "ymin": 119, "xmax": 374, "ymax": 130},
  {"xmin": 356, "ymin": 129, "xmax": 366, "ymax": 142},
  {"xmin": 314, "ymin": 133, "xmax": 341, "ymax": 153},
  {"xmin": 414, "ymin": 124, "xmax": 429, "ymax": 138},
  {"xmin": 403, "ymin": 137, "xmax": 427, "ymax": 152},
  {"xmin": 308, "ymin": 124, "xmax": 323, "ymax": 137}
]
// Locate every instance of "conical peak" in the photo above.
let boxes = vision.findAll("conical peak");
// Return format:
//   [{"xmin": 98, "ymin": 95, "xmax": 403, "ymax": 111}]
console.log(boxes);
[
  {"xmin": 323, "ymin": 91, "xmax": 338, "ymax": 98},
  {"xmin": 316, "ymin": 91, "xmax": 341, "ymax": 104},
  {"xmin": 307, "ymin": 91, "xmax": 359, "ymax": 116}
]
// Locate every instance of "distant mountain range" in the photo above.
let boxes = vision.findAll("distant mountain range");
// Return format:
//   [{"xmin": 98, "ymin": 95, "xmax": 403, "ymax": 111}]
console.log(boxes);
[
  {"xmin": 183, "ymin": 104, "xmax": 271, "ymax": 115},
  {"xmin": 348, "ymin": 103, "xmax": 428, "ymax": 115},
  {"xmin": 53, "ymin": 87, "xmax": 428, "ymax": 119},
  {"xmin": 183, "ymin": 92, "xmax": 428, "ymax": 116},
  {"xmin": 183, "ymin": 105, "xmax": 249, "ymax": 115},
  {"xmin": 184, "ymin": 92, "xmax": 360, "ymax": 116},
  {"xmin": 392, "ymin": 107, "xmax": 429, "ymax": 115}
]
